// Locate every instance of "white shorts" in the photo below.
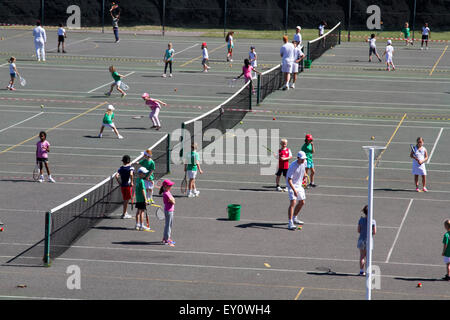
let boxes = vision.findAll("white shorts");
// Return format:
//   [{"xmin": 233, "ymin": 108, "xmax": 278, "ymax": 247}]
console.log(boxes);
[
  {"xmin": 114, "ymin": 80, "xmax": 122, "ymax": 87},
  {"xmin": 144, "ymin": 180, "xmax": 154, "ymax": 190},
  {"xmin": 287, "ymin": 187, "xmax": 306, "ymax": 201},
  {"xmin": 386, "ymin": 55, "xmax": 393, "ymax": 63},
  {"xmin": 102, "ymin": 123, "xmax": 116, "ymax": 129},
  {"xmin": 281, "ymin": 61, "xmax": 293, "ymax": 73},
  {"xmin": 187, "ymin": 170, "xmax": 198, "ymax": 180},
  {"xmin": 444, "ymin": 256, "xmax": 450, "ymax": 264},
  {"xmin": 292, "ymin": 63, "xmax": 299, "ymax": 73}
]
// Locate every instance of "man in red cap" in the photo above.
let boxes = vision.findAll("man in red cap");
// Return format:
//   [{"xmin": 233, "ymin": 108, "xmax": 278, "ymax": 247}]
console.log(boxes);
[{"xmin": 301, "ymin": 134, "xmax": 317, "ymax": 187}]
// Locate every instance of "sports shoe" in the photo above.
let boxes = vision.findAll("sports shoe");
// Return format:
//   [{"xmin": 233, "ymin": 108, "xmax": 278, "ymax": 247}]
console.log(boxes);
[
  {"xmin": 421, "ymin": 47, "xmax": 424, "ymax": 50},
  {"xmin": 57, "ymin": 49, "xmax": 60, "ymax": 53},
  {"xmin": 162, "ymin": 74, "xmax": 166, "ymax": 78},
  {"xmin": 188, "ymin": 192, "xmax": 195, "ymax": 198},
  {"xmin": 118, "ymin": 134, "xmax": 124, "ymax": 139},
  {"xmin": 104, "ymin": 92, "xmax": 111, "ymax": 96},
  {"xmin": 9, "ymin": 87, "xmax": 16, "ymax": 91},
  {"xmin": 426, "ymin": 47, "xmax": 429, "ymax": 50},
  {"xmin": 98, "ymin": 133, "xmax": 102, "ymax": 138},
  {"xmin": 359, "ymin": 271, "xmax": 366, "ymax": 276},
  {"xmin": 282, "ymin": 85, "xmax": 289, "ymax": 91},
  {"xmin": 294, "ymin": 217, "xmax": 304, "ymax": 225},
  {"xmin": 62, "ymin": 50, "xmax": 66, "ymax": 53},
  {"xmin": 135, "ymin": 224, "xmax": 142, "ymax": 230},
  {"xmin": 282, "ymin": 187, "xmax": 288, "ymax": 192},
  {"xmin": 309, "ymin": 183, "xmax": 317, "ymax": 188},
  {"xmin": 416, "ymin": 187, "xmax": 420, "ymax": 192},
  {"xmin": 423, "ymin": 187, "xmax": 428, "ymax": 192},
  {"xmin": 121, "ymin": 212, "xmax": 132, "ymax": 219},
  {"xmin": 288, "ymin": 221, "xmax": 296, "ymax": 230},
  {"xmin": 290, "ymin": 83, "xmax": 295, "ymax": 89},
  {"xmin": 121, "ymin": 93, "xmax": 127, "ymax": 98},
  {"xmin": 48, "ymin": 176, "xmax": 56, "ymax": 183},
  {"xmin": 194, "ymin": 190, "xmax": 200, "ymax": 197},
  {"xmin": 38, "ymin": 175, "xmax": 44, "ymax": 183},
  {"xmin": 140, "ymin": 225, "xmax": 152, "ymax": 232},
  {"xmin": 169, "ymin": 74, "xmax": 173, "ymax": 77},
  {"xmin": 167, "ymin": 239, "xmax": 176, "ymax": 244},
  {"xmin": 276, "ymin": 186, "xmax": 283, "ymax": 191}
]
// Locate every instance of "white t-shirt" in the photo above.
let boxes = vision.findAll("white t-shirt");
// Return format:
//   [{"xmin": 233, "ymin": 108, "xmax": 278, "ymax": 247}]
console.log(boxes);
[
  {"xmin": 58, "ymin": 27, "xmax": 66, "ymax": 36},
  {"xmin": 33, "ymin": 26, "xmax": 47, "ymax": 42},
  {"xmin": 280, "ymin": 42, "xmax": 295, "ymax": 63},
  {"xmin": 202, "ymin": 48, "xmax": 209, "ymax": 59},
  {"xmin": 293, "ymin": 33, "xmax": 302, "ymax": 45},
  {"xmin": 9, "ymin": 63, "xmax": 16, "ymax": 74},
  {"xmin": 385, "ymin": 45, "xmax": 394, "ymax": 57},
  {"xmin": 319, "ymin": 24, "xmax": 325, "ymax": 36},
  {"xmin": 249, "ymin": 51, "xmax": 257, "ymax": 67},
  {"xmin": 228, "ymin": 35, "xmax": 233, "ymax": 46},
  {"xmin": 286, "ymin": 160, "xmax": 306, "ymax": 190},
  {"xmin": 368, "ymin": 38, "xmax": 376, "ymax": 48},
  {"xmin": 422, "ymin": 27, "xmax": 430, "ymax": 35},
  {"xmin": 294, "ymin": 46, "xmax": 304, "ymax": 63}
]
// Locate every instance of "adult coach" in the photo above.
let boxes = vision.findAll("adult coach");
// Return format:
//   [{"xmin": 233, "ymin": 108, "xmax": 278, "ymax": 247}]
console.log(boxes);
[
  {"xmin": 293, "ymin": 26, "xmax": 302, "ymax": 46},
  {"xmin": 280, "ymin": 35, "xmax": 295, "ymax": 91},
  {"xmin": 33, "ymin": 21, "xmax": 47, "ymax": 62},
  {"xmin": 286, "ymin": 151, "xmax": 307, "ymax": 230},
  {"xmin": 110, "ymin": 2, "xmax": 121, "ymax": 43}
]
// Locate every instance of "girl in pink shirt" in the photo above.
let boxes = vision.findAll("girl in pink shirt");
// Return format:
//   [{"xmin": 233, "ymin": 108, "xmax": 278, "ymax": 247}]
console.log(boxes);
[
  {"xmin": 160, "ymin": 179, "xmax": 176, "ymax": 246},
  {"xmin": 236, "ymin": 59, "xmax": 261, "ymax": 94},
  {"xmin": 142, "ymin": 92, "xmax": 167, "ymax": 130},
  {"xmin": 36, "ymin": 131, "xmax": 55, "ymax": 183}
]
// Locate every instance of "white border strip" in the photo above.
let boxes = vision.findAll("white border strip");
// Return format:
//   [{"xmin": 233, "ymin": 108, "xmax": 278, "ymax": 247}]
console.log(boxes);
[
  {"xmin": 427, "ymin": 127, "xmax": 444, "ymax": 164},
  {"xmin": 385, "ymin": 199, "xmax": 414, "ymax": 263},
  {"xmin": 309, "ymin": 22, "xmax": 341, "ymax": 45}
]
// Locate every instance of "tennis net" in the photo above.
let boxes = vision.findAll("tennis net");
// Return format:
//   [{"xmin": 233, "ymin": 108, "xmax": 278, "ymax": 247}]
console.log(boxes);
[
  {"xmin": 307, "ymin": 22, "xmax": 341, "ymax": 62},
  {"xmin": 181, "ymin": 81, "xmax": 252, "ymax": 156},
  {"xmin": 43, "ymin": 134, "xmax": 170, "ymax": 265},
  {"xmin": 257, "ymin": 64, "xmax": 283, "ymax": 104}
]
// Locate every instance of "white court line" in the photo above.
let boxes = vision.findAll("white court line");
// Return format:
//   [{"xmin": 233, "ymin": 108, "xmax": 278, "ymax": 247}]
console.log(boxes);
[
  {"xmin": 173, "ymin": 43, "xmax": 199, "ymax": 55},
  {"xmin": 385, "ymin": 199, "xmax": 414, "ymax": 263},
  {"xmin": 427, "ymin": 127, "xmax": 444, "ymax": 164},
  {"xmin": 87, "ymin": 71, "xmax": 135, "ymax": 93},
  {"xmin": 294, "ymin": 86, "xmax": 447, "ymax": 96},
  {"xmin": 301, "ymin": 74, "xmax": 450, "ymax": 84},
  {"xmin": 47, "ymin": 37, "xmax": 91, "ymax": 52},
  {"xmin": 0, "ymin": 112, "xmax": 43, "ymax": 133}
]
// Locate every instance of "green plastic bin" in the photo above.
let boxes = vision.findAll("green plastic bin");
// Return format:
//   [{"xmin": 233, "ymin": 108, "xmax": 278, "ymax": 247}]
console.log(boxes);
[
  {"xmin": 227, "ymin": 204, "xmax": 241, "ymax": 221},
  {"xmin": 304, "ymin": 59, "xmax": 312, "ymax": 69}
]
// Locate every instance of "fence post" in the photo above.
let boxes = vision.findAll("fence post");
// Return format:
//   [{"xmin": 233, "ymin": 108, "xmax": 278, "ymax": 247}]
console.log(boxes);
[
  {"xmin": 284, "ymin": 0, "xmax": 289, "ymax": 34},
  {"xmin": 412, "ymin": 0, "xmax": 417, "ymax": 41},
  {"xmin": 162, "ymin": 0, "xmax": 166, "ymax": 36},
  {"xmin": 180, "ymin": 123, "xmax": 185, "ymax": 158},
  {"xmin": 249, "ymin": 82, "xmax": 252, "ymax": 110},
  {"xmin": 41, "ymin": 0, "xmax": 45, "ymax": 25},
  {"xmin": 256, "ymin": 74, "xmax": 261, "ymax": 105},
  {"xmin": 43, "ymin": 211, "xmax": 51, "ymax": 266},
  {"xmin": 224, "ymin": 0, "xmax": 227, "ymax": 37},
  {"xmin": 166, "ymin": 133, "xmax": 171, "ymax": 174},
  {"xmin": 347, "ymin": 0, "xmax": 352, "ymax": 41},
  {"xmin": 102, "ymin": 0, "xmax": 105, "ymax": 33}
]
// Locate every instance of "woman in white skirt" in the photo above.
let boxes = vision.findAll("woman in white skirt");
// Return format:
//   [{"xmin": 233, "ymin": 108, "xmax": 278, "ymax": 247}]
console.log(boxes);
[{"xmin": 410, "ymin": 137, "xmax": 428, "ymax": 192}]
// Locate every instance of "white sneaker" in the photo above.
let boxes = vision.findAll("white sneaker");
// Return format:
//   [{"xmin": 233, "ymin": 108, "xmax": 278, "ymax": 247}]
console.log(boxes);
[
  {"xmin": 98, "ymin": 133, "xmax": 102, "ymax": 138},
  {"xmin": 421, "ymin": 47, "xmax": 424, "ymax": 50},
  {"xmin": 276, "ymin": 186, "xmax": 283, "ymax": 191},
  {"xmin": 290, "ymin": 83, "xmax": 295, "ymax": 89},
  {"xmin": 162, "ymin": 74, "xmax": 166, "ymax": 78},
  {"xmin": 48, "ymin": 176, "xmax": 56, "ymax": 183},
  {"xmin": 118, "ymin": 135, "xmax": 124, "ymax": 139},
  {"xmin": 294, "ymin": 217, "xmax": 304, "ymax": 225},
  {"xmin": 288, "ymin": 221, "xmax": 296, "ymax": 230},
  {"xmin": 38, "ymin": 175, "xmax": 44, "ymax": 183},
  {"xmin": 426, "ymin": 47, "xmax": 429, "ymax": 50},
  {"xmin": 194, "ymin": 190, "xmax": 200, "ymax": 196},
  {"xmin": 140, "ymin": 225, "xmax": 151, "ymax": 231},
  {"xmin": 188, "ymin": 192, "xmax": 195, "ymax": 198},
  {"xmin": 169, "ymin": 74, "xmax": 173, "ymax": 77},
  {"xmin": 135, "ymin": 224, "xmax": 142, "ymax": 230},
  {"xmin": 282, "ymin": 85, "xmax": 289, "ymax": 91},
  {"xmin": 121, "ymin": 212, "xmax": 132, "ymax": 219}
]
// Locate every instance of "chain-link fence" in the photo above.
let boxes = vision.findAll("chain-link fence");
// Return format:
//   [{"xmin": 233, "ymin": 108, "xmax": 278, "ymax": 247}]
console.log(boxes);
[{"xmin": 1, "ymin": 0, "xmax": 449, "ymax": 35}]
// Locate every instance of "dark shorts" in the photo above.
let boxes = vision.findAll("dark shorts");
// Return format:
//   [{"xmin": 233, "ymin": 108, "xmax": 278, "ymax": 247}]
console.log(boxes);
[
  {"xmin": 422, "ymin": 35, "xmax": 429, "ymax": 40},
  {"xmin": 58, "ymin": 35, "xmax": 65, "ymax": 42},
  {"xmin": 10, "ymin": 73, "xmax": 16, "ymax": 78},
  {"xmin": 276, "ymin": 168, "xmax": 288, "ymax": 177},
  {"xmin": 135, "ymin": 202, "xmax": 147, "ymax": 210},
  {"xmin": 36, "ymin": 157, "xmax": 48, "ymax": 163},
  {"xmin": 369, "ymin": 47, "xmax": 377, "ymax": 55},
  {"xmin": 121, "ymin": 186, "xmax": 132, "ymax": 201}
]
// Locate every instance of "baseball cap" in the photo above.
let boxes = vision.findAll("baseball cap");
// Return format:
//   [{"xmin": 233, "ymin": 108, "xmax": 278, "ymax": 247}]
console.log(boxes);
[
  {"xmin": 202, "ymin": 42, "xmax": 207, "ymax": 46},
  {"xmin": 296, "ymin": 26, "xmax": 301, "ymax": 30},
  {"xmin": 305, "ymin": 134, "xmax": 313, "ymax": 141},
  {"xmin": 387, "ymin": 39, "xmax": 392, "ymax": 44},
  {"xmin": 297, "ymin": 151, "xmax": 307, "ymax": 159},
  {"xmin": 107, "ymin": 104, "xmax": 115, "ymax": 111},
  {"xmin": 138, "ymin": 167, "xmax": 149, "ymax": 174},
  {"xmin": 144, "ymin": 149, "xmax": 152, "ymax": 157},
  {"xmin": 162, "ymin": 179, "xmax": 175, "ymax": 187},
  {"xmin": 141, "ymin": 92, "xmax": 149, "ymax": 99}
]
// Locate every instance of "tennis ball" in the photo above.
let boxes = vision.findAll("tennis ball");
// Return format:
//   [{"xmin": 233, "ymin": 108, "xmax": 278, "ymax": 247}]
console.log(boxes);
[
  {"xmin": 273, "ymin": 117, "xmax": 276, "ymax": 120},
  {"xmin": 417, "ymin": 283, "xmax": 422, "ymax": 288},
  {"xmin": 40, "ymin": 104, "xmax": 44, "ymax": 109},
  {"xmin": 83, "ymin": 198, "xmax": 88, "ymax": 202},
  {"xmin": 240, "ymin": 121, "xmax": 243, "ymax": 124},
  {"xmin": 0, "ymin": 227, "xmax": 4, "ymax": 232},
  {"xmin": 371, "ymin": 136, "xmax": 375, "ymax": 140}
]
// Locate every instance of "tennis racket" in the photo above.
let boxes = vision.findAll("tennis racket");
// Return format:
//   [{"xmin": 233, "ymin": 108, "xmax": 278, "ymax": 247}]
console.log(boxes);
[
  {"xmin": 19, "ymin": 76, "xmax": 26, "ymax": 86},
  {"xmin": 180, "ymin": 171, "xmax": 187, "ymax": 195},
  {"xmin": 130, "ymin": 187, "xmax": 135, "ymax": 211},
  {"xmin": 410, "ymin": 144, "xmax": 417, "ymax": 155},
  {"xmin": 119, "ymin": 81, "xmax": 129, "ymax": 91},
  {"xmin": 228, "ymin": 78, "xmax": 238, "ymax": 88},
  {"xmin": 262, "ymin": 145, "xmax": 277, "ymax": 158},
  {"xmin": 32, "ymin": 161, "xmax": 40, "ymax": 181},
  {"xmin": 152, "ymin": 204, "xmax": 164, "ymax": 221},
  {"xmin": 302, "ymin": 174, "xmax": 310, "ymax": 189},
  {"xmin": 145, "ymin": 207, "xmax": 150, "ymax": 229}
]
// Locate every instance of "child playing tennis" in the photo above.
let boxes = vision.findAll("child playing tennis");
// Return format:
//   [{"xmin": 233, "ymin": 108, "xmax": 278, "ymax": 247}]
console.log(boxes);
[
  {"xmin": 110, "ymin": 9, "xmax": 120, "ymax": 43},
  {"xmin": 318, "ymin": 21, "xmax": 327, "ymax": 37},
  {"xmin": 57, "ymin": 23, "xmax": 67, "ymax": 53},
  {"xmin": 115, "ymin": 155, "xmax": 134, "ymax": 219},
  {"xmin": 36, "ymin": 131, "xmax": 55, "ymax": 183},
  {"xmin": 162, "ymin": 42, "xmax": 174, "ymax": 78},
  {"xmin": 357, "ymin": 205, "xmax": 376, "ymax": 276},
  {"xmin": 7, "ymin": 57, "xmax": 20, "ymax": 91},
  {"xmin": 401, "ymin": 22, "xmax": 412, "ymax": 46},
  {"xmin": 382, "ymin": 40, "xmax": 395, "ymax": 71},
  {"xmin": 139, "ymin": 149, "xmax": 156, "ymax": 203},
  {"xmin": 236, "ymin": 59, "xmax": 261, "ymax": 94},
  {"xmin": 249, "ymin": 46, "xmax": 257, "ymax": 79},
  {"xmin": 142, "ymin": 92, "xmax": 167, "ymax": 130},
  {"xmin": 135, "ymin": 167, "xmax": 151, "ymax": 231},
  {"xmin": 410, "ymin": 137, "xmax": 428, "ymax": 192},
  {"xmin": 226, "ymin": 31, "xmax": 235, "ymax": 62},
  {"xmin": 421, "ymin": 23, "xmax": 431, "ymax": 50},
  {"xmin": 185, "ymin": 143, "xmax": 203, "ymax": 198},
  {"xmin": 98, "ymin": 104, "xmax": 123, "ymax": 139},
  {"xmin": 301, "ymin": 134, "xmax": 317, "ymax": 187},
  {"xmin": 275, "ymin": 138, "xmax": 292, "ymax": 192},
  {"xmin": 201, "ymin": 42, "xmax": 210, "ymax": 72},
  {"xmin": 442, "ymin": 219, "xmax": 450, "ymax": 281},
  {"xmin": 105, "ymin": 66, "xmax": 126, "ymax": 98},
  {"xmin": 366, "ymin": 34, "xmax": 382, "ymax": 62},
  {"xmin": 160, "ymin": 179, "xmax": 176, "ymax": 246}
]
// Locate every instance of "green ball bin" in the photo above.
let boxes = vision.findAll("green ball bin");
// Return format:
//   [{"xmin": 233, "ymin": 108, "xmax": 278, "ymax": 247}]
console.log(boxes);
[
  {"xmin": 304, "ymin": 59, "xmax": 312, "ymax": 69},
  {"xmin": 227, "ymin": 204, "xmax": 241, "ymax": 221}
]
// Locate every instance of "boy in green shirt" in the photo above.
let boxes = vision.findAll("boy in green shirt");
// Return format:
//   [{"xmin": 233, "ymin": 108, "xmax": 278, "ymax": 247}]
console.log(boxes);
[
  {"xmin": 105, "ymin": 65, "xmax": 127, "ymax": 98},
  {"xmin": 401, "ymin": 22, "xmax": 412, "ymax": 46},
  {"xmin": 139, "ymin": 149, "xmax": 156, "ymax": 203},
  {"xmin": 98, "ymin": 104, "xmax": 123, "ymax": 139},
  {"xmin": 135, "ymin": 167, "xmax": 152, "ymax": 231},
  {"xmin": 185, "ymin": 143, "xmax": 203, "ymax": 198},
  {"xmin": 442, "ymin": 219, "xmax": 450, "ymax": 281}
]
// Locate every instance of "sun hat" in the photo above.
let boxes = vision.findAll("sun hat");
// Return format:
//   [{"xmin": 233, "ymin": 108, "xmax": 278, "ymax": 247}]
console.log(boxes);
[
  {"xmin": 138, "ymin": 167, "xmax": 149, "ymax": 174},
  {"xmin": 141, "ymin": 92, "xmax": 149, "ymax": 99},
  {"xmin": 387, "ymin": 39, "xmax": 392, "ymax": 44},
  {"xmin": 107, "ymin": 104, "xmax": 115, "ymax": 111},
  {"xmin": 297, "ymin": 151, "xmax": 307, "ymax": 159},
  {"xmin": 305, "ymin": 134, "xmax": 313, "ymax": 141},
  {"xmin": 296, "ymin": 26, "xmax": 301, "ymax": 30},
  {"xmin": 162, "ymin": 179, "xmax": 174, "ymax": 187}
]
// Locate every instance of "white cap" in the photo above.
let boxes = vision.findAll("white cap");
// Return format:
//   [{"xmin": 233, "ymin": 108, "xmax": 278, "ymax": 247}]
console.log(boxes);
[
  {"xmin": 138, "ymin": 167, "xmax": 149, "ymax": 174},
  {"xmin": 297, "ymin": 151, "xmax": 307, "ymax": 159},
  {"xmin": 387, "ymin": 39, "xmax": 392, "ymax": 44},
  {"xmin": 296, "ymin": 26, "xmax": 301, "ymax": 30},
  {"xmin": 107, "ymin": 104, "xmax": 115, "ymax": 111}
]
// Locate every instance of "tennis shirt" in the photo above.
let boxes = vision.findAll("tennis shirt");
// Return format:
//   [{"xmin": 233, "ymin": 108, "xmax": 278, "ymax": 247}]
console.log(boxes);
[
  {"xmin": 293, "ymin": 32, "xmax": 302, "ymax": 45},
  {"xmin": 36, "ymin": 140, "xmax": 50, "ymax": 159},
  {"xmin": 9, "ymin": 63, "xmax": 16, "ymax": 75},
  {"xmin": 139, "ymin": 158, "xmax": 155, "ymax": 181},
  {"xmin": 358, "ymin": 216, "xmax": 377, "ymax": 243},
  {"xmin": 165, "ymin": 48, "xmax": 174, "ymax": 61},
  {"xmin": 402, "ymin": 27, "xmax": 410, "ymax": 38},
  {"xmin": 102, "ymin": 112, "xmax": 114, "ymax": 124},
  {"xmin": 422, "ymin": 27, "xmax": 430, "ymax": 35},
  {"xmin": 278, "ymin": 148, "xmax": 292, "ymax": 170},
  {"xmin": 286, "ymin": 160, "xmax": 306, "ymax": 190},
  {"xmin": 186, "ymin": 151, "xmax": 200, "ymax": 171},
  {"xmin": 111, "ymin": 71, "xmax": 121, "ymax": 82},
  {"xmin": 443, "ymin": 232, "xmax": 450, "ymax": 257},
  {"xmin": 280, "ymin": 42, "xmax": 295, "ymax": 63},
  {"xmin": 118, "ymin": 165, "xmax": 134, "ymax": 187},
  {"xmin": 301, "ymin": 143, "xmax": 313, "ymax": 163},
  {"xmin": 163, "ymin": 190, "xmax": 174, "ymax": 212},
  {"xmin": 135, "ymin": 177, "xmax": 146, "ymax": 202}
]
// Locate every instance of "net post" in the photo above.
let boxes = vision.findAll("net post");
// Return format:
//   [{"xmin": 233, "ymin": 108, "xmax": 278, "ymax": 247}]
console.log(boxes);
[
  {"xmin": 307, "ymin": 42, "xmax": 310, "ymax": 61},
  {"xmin": 248, "ymin": 82, "xmax": 252, "ymax": 111},
  {"xmin": 180, "ymin": 122, "xmax": 185, "ymax": 158},
  {"xmin": 224, "ymin": 0, "xmax": 227, "ymax": 38},
  {"xmin": 338, "ymin": 23, "xmax": 341, "ymax": 45},
  {"xmin": 166, "ymin": 133, "xmax": 171, "ymax": 174},
  {"xmin": 256, "ymin": 74, "xmax": 261, "ymax": 105},
  {"xmin": 162, "ymin": 0, "xmax": 166, "ymax": 36},
  {"xmin": 43, "ymin": 211, "xmax": 51, "ymax": 266},
  {"xmin": 102, "ymin": 0, "xmax": 105, "ymax": 33}
]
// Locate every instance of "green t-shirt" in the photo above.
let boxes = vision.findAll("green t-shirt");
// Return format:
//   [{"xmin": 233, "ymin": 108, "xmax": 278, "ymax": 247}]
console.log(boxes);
[
  {"xmin": 139, "ymin": 158, "xmax": 155, "ymax": 181},
  {"xmin": 135, "ymin": 178, "xmax": 146, "ymax": 203},
  {"xmin": 103, "ymin": 112, "xmax": 114, "ymax": 124},
  {"xmin": 111, "ymin": 71, "xmax": 121, "ymax": 82},
  {"xmin": 402, "ymin": 27, "xmax": 410, "ymax": 37},
  {"xmin": 301, "ymin": 143, "xmax": 313, "ymax": 162},
  {"xmin": 186, "ymin": 151, "xmax": 200, "ymax": 171},
  {"xmin": 443, "ymin": 232, "xmax": 450, "ymax": 257}
]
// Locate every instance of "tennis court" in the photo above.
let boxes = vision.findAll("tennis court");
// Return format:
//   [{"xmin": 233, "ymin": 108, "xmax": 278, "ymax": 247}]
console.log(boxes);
[{"xmin": 0, "ymin": 25, "xmax": 449, "ymax": 300}]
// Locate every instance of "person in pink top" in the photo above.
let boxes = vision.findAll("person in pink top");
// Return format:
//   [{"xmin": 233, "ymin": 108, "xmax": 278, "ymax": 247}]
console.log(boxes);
[
  {"xmin": 36, "ymin": 131, "xmax": 55, "ymax": 183},
  {"xmin": 159, "ymin": 179, "xmax": 176, "ymax": 246},
  {"xmin": 236, "ymin": 59, "xmax": 261, "ymax": 94},
  {"xmin": 141, "ymin": 92, "xmax": 167, "ymax": 130}
]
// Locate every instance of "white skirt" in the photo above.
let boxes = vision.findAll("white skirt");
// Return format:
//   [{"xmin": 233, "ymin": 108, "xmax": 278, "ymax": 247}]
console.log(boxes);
[{"xmin": 412, "ymin": 160, "xmax": 427, "ymax": 175}]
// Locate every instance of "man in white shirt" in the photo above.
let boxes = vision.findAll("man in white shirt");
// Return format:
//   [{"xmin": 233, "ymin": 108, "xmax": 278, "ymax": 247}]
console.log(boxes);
[
  {"xmin": 33, "ymin": 21, "xmax": 47, "ymax": 62},
  {"xmin": 286, "ymin": 151, "xmax": 307, "ymax": 230},
  {"xmin": 280, "ymin": 35, "xmax": 295, "ymax": 90},
  {"xmin": 293, "ymin": 26, "xmax": 302, "ymax": 46}
]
